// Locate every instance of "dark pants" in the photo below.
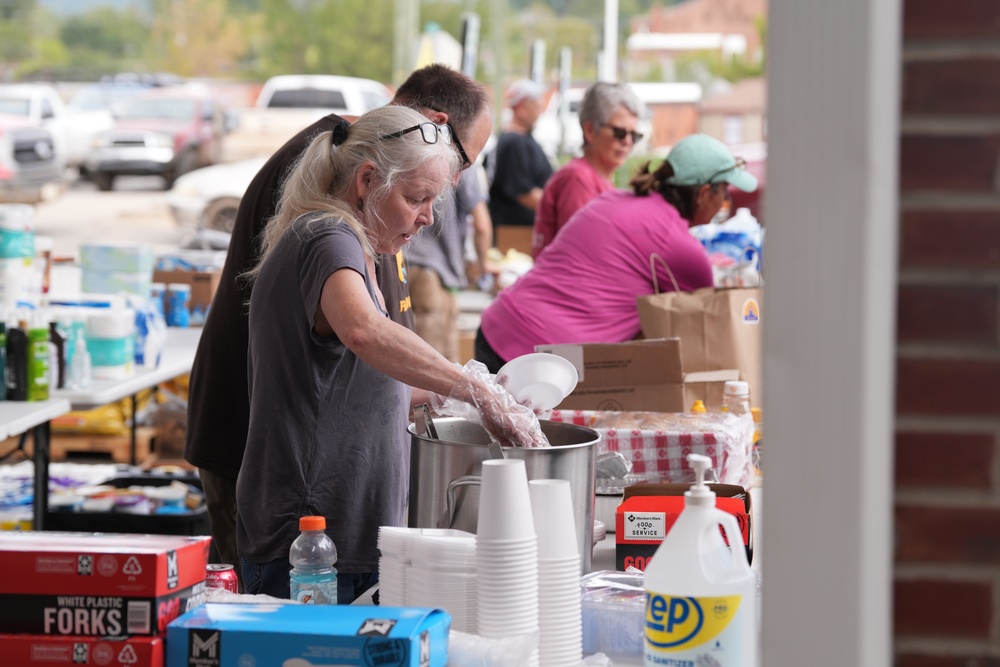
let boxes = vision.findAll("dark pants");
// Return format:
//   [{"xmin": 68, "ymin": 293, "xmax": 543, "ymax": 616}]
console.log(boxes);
[
  {"xmin": 242, "ymin": 557, "xmax": 379, "ymax": 605},
  {"xmin": 199, "ymin": 467, "xmax": 243, "ymax": 593},
  {"xmin": 474, "ymin": 327, "xmax": 507, "ymax": 375}
]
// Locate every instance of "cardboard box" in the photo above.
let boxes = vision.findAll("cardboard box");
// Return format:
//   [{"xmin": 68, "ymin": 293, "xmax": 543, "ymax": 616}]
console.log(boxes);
[
  {"xmin": 536, "ymin": 338, "xmax": 738, "ymax": 412},
  {"xmin": 167, "ymin": 603, "xmax": 450, "ymax": 667},
  {"xmin": 0, "ymin": 532, "xmax": 210, "ymax": 637},
  {"xmin": 0, "ymin": 532, "xmax": 211, "ymax": 597},
  {"xmin": 0, "ymin": 634, "xmax": 163, "ymax": 667},
  {"xmin": 615, "ymin": 483, "xmax": 753, "ymax": 572},
  {"xmin": 153, "ymin": 269, "xmax": 221, "ymax": 315},
  {"xmin": 458, "ymin": 330, "xmax": 475, "ymax": 365}
]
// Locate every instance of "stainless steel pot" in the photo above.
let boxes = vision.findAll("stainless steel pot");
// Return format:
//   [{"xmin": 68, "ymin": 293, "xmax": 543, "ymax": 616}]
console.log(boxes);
[{"xmin": 407, "ymin": 417, "xmax": 599, "ymax": 572}]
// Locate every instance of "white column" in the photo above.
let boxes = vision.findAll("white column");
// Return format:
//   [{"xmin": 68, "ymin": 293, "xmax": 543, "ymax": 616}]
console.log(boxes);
[{"xmin": 762, "ymin": 0, "xmax": 900, "ymax": 664}]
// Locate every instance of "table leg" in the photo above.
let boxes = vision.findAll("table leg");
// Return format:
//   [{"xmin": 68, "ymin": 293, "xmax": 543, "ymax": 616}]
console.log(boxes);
[
  {"xmin": 32, "ymin": 422, "xmax": 51, "ymax": 530},
  {"xmin": 130, "ymin": 393, "xmax": 138, "ymax": 466}
]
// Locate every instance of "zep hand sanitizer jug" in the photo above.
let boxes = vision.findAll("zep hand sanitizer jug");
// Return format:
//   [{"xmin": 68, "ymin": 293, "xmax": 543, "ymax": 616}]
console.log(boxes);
[{"xmin": 643, "ymin": 454, "xmax": 757, "ymax": 667}]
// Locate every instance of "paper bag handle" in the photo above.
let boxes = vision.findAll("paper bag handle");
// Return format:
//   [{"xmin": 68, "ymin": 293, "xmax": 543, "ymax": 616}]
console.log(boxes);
[{"xmin": 649, "ymin": 253, "xmax": 681, "ymax": 295}]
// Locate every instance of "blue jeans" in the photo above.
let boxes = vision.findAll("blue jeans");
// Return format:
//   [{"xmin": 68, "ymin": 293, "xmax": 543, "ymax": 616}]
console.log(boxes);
[{"xmin": 241, "ymin": 557, "xmax": 379, "ymax": 605}]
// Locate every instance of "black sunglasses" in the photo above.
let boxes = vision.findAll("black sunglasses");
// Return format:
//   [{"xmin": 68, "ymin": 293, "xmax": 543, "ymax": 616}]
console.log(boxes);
[
  {"xmin": 601, "ymin": 123, "xmax": 644, "ymax": 144},
  {"xmin": 380, "ymin": 121, "xmax": 472, "ymax": 169}
]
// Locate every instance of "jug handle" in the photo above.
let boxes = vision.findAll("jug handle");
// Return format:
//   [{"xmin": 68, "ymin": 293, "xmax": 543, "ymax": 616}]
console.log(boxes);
[
  {"xmin": 699, "ymin": 509, "xmax": 752, "ymax": 579},
  {"xmin": 438, "ymin": 475, "xmax": 482, "ymax": 529}
]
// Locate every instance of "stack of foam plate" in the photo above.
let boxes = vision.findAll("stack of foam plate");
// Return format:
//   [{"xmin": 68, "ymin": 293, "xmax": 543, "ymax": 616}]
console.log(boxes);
[
  {"xmin": 376, "ymin": 526, "xmax": 412, "ymax": 606},
  {"xmin": 406, "ymin": 529, "xmax": 477, "ymax": 633}
]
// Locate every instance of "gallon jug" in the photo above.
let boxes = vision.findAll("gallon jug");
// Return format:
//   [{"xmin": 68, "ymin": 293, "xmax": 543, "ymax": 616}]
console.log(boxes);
[{"xmin": 643, "ymin": 453, "xmax": 757, "ymax": 666}]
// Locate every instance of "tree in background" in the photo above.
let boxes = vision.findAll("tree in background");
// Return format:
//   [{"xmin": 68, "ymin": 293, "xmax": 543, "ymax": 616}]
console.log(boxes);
[
  {"xmin": 149, "ymin": 0, "xmax": 254, "ymax": 77},
  {"xmin": 253, "ymin": 0, "xmax": 394, "ymax": 82},
  {"xmin": 0, "ymin": 0, "xmax": 37, "ymax": 73},
  {"xmin": 59, "ymin": 7, "xmax": 152, "ymax": 77}
]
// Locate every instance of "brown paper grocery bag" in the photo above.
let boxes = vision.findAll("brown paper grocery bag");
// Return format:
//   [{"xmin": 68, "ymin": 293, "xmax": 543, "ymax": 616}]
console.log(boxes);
[{"xmin": 636, "ymin": 254, "xmax": 763, "ymax": 406}]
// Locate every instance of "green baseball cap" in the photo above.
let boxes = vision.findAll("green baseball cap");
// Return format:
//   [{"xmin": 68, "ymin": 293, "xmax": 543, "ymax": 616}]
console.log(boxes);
[{"xmin": 665, "ymin": 133, "xmax": 758, "ymax": 192}]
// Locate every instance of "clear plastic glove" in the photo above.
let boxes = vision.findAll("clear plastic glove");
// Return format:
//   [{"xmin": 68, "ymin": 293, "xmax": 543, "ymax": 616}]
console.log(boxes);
[{"xmin": 430, "ymin": 360, "xmax": 550, "ymax": 448}]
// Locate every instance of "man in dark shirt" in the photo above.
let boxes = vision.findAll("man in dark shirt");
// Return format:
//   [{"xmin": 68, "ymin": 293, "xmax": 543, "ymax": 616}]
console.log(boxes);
[
  {"xmin": 184, "ymin": 65, "xmax": 493, "ymax": 590},
  {"xmin": 488, "ymin": 79, "xmax": 554, "ymax": 232}
]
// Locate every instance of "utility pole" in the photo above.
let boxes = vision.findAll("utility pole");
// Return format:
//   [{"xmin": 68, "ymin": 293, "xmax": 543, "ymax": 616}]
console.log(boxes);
[
  {"xmin": 393, "ymin": 0, "xmax": 419, "ymax": 86},
  {"xmin": 490, "ymin": 0, "xmax": 508, "ymax": 130},
  {"xmin": 602, "ymin": 0, "xmax": 618, "ymax": 82}
]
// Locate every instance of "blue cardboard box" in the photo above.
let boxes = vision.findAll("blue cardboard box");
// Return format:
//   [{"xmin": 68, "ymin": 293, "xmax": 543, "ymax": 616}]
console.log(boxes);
[{"xmin": 167, "ymin": 603, "xmax": 450, "ymax": 667}]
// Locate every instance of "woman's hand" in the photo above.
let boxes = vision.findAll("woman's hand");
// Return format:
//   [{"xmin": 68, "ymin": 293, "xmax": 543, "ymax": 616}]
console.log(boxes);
[
  {"xmin": 467, "ymin": 378, "xmax": 550, "ymax": 449},
  {"xmin": 430, "ymin": 360, "xmax": 550, "ymax": 448}
]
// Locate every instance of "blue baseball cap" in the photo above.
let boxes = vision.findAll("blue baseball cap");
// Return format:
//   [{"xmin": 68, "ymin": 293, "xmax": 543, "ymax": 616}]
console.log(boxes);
[{"xmin": 665, "ymin": 134, "xmax": 758, "ymax": 192}]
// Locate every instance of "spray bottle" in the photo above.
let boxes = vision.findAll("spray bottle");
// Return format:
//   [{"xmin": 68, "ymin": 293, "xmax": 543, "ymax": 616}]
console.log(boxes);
[{"xmin": 643, "ymin": 453, "xmax": 757, "ymax": 667}]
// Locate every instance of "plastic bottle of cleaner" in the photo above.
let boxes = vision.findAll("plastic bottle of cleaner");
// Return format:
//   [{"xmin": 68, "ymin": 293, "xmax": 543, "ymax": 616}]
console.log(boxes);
[
  {"xmin": 289, "ymin": 515, "xmax": 338, "ymax": 604},
  {"xmin": 643, "ymin": 454, "xmax": 757, "ymax": 667}
]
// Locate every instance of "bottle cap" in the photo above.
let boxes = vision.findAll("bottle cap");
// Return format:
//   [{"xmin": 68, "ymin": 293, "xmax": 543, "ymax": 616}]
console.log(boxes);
[
  {"xmin": 685, "ymin": 453, "xmax": 716, "ymax": 507},
  {"xmin": 299, "ymin": 515, "xmax": 326, "ymax": 531}
]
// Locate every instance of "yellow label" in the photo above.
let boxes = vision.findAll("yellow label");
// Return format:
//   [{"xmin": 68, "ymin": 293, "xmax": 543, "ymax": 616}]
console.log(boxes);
[{"xmin": 645, "ymin": 592, "xmax": 743, "ymax": 651}]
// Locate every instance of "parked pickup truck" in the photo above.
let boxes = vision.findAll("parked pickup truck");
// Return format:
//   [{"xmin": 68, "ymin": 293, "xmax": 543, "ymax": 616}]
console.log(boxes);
[
  {"xmin": 0, "ymin": 115, "xmax": 63, "ymax": 203},
  {"xmin": 0, "ymin": 83, "xmax": 114, "ymax": 172},
  {"xmin": 229, "ymin": 75, "xmax": 391, "ymax": 159}
]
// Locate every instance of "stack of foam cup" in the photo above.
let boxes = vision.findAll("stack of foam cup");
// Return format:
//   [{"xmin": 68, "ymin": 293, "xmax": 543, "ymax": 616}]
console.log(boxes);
[
  {"xmin": 475, "ymin": 459, "xmax": 540, "ymax": 667},
  {"xmin": 376, "ymin": 526, "xmax": 411, "ymax": 606},
  {"xmin": 406, "ymin": 528, "xmax": 477, "ymax": 633},
  {"xmin": 529, "ymin": 479, "xmax": 584, "ymax": 667}
]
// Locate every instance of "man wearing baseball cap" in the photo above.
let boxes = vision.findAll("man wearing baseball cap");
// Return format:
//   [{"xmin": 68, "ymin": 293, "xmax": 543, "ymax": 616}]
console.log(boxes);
[{"xmin": 488, "ymin": 79, "xmax": 554, "ymax": 237}]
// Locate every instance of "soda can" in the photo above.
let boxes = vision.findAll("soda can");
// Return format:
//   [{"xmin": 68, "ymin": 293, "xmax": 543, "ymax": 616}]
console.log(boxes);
[{"xmin": 205, "ymin": 563, "xmax": 238, "ymax": 594}]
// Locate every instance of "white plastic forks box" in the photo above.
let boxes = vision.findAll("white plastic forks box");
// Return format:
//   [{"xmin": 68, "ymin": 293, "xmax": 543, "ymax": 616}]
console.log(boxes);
[{"xmin": 167, "ymin": 603, "xmax": 451, "ymax": 667}]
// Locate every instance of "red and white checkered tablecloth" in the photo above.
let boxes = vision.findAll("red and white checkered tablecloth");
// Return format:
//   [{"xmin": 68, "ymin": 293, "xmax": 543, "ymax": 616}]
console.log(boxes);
[{"xmin": 550, "ymin": 409, "xmax": 753, "ymax": 487}]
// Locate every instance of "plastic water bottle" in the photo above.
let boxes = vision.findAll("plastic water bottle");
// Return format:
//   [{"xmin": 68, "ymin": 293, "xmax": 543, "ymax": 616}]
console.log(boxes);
[
  {"xmin": 69, "ymin": 328, "xmax": 91, "ymax": 389},
  {"xmin": 289, "ymin": 515, "xmax": 338, "ymax": 605},
  {"xmin": 643, "ymin": 454, "xmax": 757, "ymax": 666}
]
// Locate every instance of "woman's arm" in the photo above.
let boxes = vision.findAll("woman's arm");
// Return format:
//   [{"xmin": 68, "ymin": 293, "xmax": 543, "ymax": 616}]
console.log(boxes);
[
  {"xmin": 318, "ymin": 267, "xmax": 547, "ymax": 447},
  {"xmin": 320, "ymin": 267, "xmax": 465, "ymax": 396}
]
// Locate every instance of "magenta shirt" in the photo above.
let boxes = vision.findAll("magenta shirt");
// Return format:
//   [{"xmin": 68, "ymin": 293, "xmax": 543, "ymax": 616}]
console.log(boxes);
[
  {"xmin": 531, "ymin": 157, "xmax": 613, "ymax": 259},
  {"xmin": 482, "ymin": 189, "xmax": 714, "ymax": 362}
]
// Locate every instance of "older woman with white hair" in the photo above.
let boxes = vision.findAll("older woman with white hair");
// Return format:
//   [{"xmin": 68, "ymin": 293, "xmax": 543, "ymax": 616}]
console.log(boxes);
[
  {"xmin": 531, "ymin": 82, "xmax": 645, "ymax": 258},
  {"xmin": 236, "ymin": 105, "xmax": 545, "ymax": 605}
]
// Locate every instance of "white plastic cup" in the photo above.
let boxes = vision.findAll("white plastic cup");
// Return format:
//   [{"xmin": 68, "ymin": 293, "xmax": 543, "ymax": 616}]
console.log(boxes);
[
  {"xmin": 529, "ymin": 479, "xmax": 579, "ymax": 559},
  {"xmin": 476, "ymin": 459, "xmax": 536, "ymax": 541}
]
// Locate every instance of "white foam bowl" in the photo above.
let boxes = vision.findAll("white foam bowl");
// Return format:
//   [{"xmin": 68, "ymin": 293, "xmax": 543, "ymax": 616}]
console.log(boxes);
[{"xmin": 497, "ymin": 353, "xmax": 579, "ymax": 411}]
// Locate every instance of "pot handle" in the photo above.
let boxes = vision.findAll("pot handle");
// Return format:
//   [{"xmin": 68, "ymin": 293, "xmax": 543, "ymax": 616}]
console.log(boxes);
[{"xmin": 438, "ymin": 475, "xmax": 482, "ymax": 529}]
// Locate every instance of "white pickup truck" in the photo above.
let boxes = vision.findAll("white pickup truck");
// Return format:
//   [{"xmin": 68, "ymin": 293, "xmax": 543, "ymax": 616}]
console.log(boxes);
[{"xmin": 0, "ymin": 83, "xmax": 114, "ymax": 171}]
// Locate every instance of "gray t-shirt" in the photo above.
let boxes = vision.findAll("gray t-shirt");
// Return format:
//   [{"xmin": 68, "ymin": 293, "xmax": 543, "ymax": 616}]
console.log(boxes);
[
  {"xmin": 236, "ymin": 213, "xmax": 410, "ymax": 572},
  {"xmin": 405, "ymin": 167, "xmax": 487, "ymax": 290}
]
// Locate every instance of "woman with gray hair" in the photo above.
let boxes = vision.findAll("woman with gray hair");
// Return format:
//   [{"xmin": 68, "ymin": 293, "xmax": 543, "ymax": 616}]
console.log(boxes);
[
  {"xmin": 236, "ymin": 105, "xmax": 545, "ymax": 604},
  {"xmin": 531, "ymin": 82, "xmax": 644, "ymax": 258}
]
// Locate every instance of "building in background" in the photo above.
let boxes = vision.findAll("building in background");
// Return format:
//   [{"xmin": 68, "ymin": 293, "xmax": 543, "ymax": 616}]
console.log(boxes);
[
  {"xmin": 627, "ymin": 0, "xmax": 767, "ymax": 81},
  {"xmin": 698, "ymin": 77, "xmax": 766, "ymax": 146}
]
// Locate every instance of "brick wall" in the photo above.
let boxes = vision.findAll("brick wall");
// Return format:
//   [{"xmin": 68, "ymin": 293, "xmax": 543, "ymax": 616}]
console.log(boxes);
[{"xmin": 896, "ymin": 0, "xmax": 1000, "ymax": 663}]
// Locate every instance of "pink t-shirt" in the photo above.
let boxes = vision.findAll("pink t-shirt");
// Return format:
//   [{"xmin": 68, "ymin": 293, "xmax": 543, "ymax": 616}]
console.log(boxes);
[
  {"xmin": 531, "ymin": 157, "xmax": 613, "ymax": 259},
  {"xmin": 482, "ymin": 189, "xmax": 714, "ymax": 362}
]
